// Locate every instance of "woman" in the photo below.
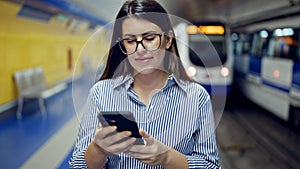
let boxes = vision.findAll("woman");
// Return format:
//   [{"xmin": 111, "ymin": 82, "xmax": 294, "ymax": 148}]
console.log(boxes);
[{"xmin": 70, "ymin": 0, "xmax": 220, "ymax": 168}]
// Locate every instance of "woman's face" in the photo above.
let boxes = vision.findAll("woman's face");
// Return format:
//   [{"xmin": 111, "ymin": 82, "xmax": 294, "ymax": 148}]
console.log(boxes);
[{"xmin": 121, "ymin": 17, "xmax": 172, "ymax": 75}]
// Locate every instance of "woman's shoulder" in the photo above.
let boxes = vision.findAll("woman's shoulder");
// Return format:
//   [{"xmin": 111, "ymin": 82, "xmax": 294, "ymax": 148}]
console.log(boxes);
[
  {"xmin": 90, "ymin": 76, "xmax": 127, "ymax": 92},
  {"xmin": 182, "ymin": 81, "xmax": 210, "ymax": 102},
  {"xmin": 184, "ymin": 81, "xmax": 209, "ymax": 95},
  {"xmin": 94, "ymin": 79, "xmax": 113, "ymax": 87},
  {"xmin": 90, "ymin": 79, "xmax": 114, "ymax": 93}
]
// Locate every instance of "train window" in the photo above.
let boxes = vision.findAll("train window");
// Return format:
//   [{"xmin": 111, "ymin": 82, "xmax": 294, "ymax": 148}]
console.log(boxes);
[
  {"xmin": 189, "ymin": 34, "xmax": 226, "ymax": 67},
  {"xmin": 267, "ymin": 28, "xmax": 300, "ymax": 61},
  {"xmin": 267, "ymin": 37, "xmax": 276, "ymax": 57},
  {"xmin": 250, "ymin": 31, "xmax": 269, "ymax": 57},
  {"xmin": 234, "ymin": 33, "xmax": 251, "ymax": 56},
  {"xmin": 250, "ymin": 34, "xmax": 260, "ymax": 56},
  {"xmin": 231, "ymin": 33, "xmax": 238, "ymax": 55}
]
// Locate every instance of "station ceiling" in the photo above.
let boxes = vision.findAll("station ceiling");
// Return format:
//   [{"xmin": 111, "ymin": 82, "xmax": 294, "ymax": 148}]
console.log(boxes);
[
  {"xmin": 7, "ymin": 0, "xmax": 300, "ymax": 31},
  {"xmin": 71, "ymin": 0, "xmax": 300, "ymax": 28}
]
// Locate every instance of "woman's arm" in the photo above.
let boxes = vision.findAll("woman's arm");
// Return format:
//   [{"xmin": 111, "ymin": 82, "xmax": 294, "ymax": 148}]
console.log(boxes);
[
  {"xmin": 69, "ymin": 89, "xmax": 100, "ymax": 168},
  {"xmin": 162, "ymin": 149, "xmax": 189, "ymax": 169},
  {"xmin": 183, "ymin": 93, "xmax": 220, "ymax": 168},
  {"xmin": 85, "ymin": 141, "xmax": 108, "ymax": 169}
]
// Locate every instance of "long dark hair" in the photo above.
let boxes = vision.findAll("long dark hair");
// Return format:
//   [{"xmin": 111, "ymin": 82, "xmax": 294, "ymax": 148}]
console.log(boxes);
[{"xmin": 99, "ymin": 0, "xmax": 188, "ymax": 81}]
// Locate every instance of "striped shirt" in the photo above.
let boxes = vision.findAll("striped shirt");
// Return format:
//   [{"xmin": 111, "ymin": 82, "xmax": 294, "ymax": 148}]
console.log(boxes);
[{"xmin": 69, "ymin": 74, "xmax": 220, "ymax": 169}]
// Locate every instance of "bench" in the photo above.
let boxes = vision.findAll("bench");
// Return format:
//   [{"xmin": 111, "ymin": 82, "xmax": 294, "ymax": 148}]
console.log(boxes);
[{"xmin": 13, "ymin": 67, "xmax": 67, "ymax": 119}]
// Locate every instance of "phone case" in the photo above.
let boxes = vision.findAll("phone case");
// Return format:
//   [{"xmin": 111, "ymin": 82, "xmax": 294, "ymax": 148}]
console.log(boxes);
[{"xmin": 98, "ymin": 111, "xmax": 144, "ymax": 145}]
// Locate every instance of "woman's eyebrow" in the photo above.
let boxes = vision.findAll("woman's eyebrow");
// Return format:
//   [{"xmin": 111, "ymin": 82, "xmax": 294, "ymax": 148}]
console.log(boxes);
[{"xmin": 123, "ymin": 31, "xmax": 158, "ymax": 37}]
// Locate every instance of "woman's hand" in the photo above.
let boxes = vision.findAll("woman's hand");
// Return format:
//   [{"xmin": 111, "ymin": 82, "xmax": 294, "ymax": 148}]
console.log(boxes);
[
  {"xmin": 93, "ymin": 126, "xmax": 137, "ymax": 156},
  {"xmin": 125, "ymin": 130, "xmax": 172, "ymax": 166}
]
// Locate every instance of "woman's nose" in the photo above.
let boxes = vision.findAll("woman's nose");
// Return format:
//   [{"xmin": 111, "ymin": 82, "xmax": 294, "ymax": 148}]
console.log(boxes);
[
  {"xmin": 137, "ymin": 42, "xmax": 144, "ymax": 49},
  {"xmin": 136, "ymin": 41, "xmax": 146, "ymax": 54}
]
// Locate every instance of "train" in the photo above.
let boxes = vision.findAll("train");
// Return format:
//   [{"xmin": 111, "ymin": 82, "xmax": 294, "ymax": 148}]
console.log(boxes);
[
  {"xmin": 174, "ymin": 21, "xmax": 233, "ymax": 96},
  {"xmin": 232, "ymin": 15, "xmax": 300, "ymax": 128}
]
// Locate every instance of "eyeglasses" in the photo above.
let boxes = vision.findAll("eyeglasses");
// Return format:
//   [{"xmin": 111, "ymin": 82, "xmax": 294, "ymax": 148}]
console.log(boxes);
[{"xmin": 118, "ymin": 32, "xmax": 163, "ymax": 55}]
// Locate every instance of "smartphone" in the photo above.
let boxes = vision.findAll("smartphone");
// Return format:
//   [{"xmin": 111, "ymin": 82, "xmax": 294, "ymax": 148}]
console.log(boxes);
[{"xmin": 97, "ymin": 111, "xmax": 144, "ymax": 145}]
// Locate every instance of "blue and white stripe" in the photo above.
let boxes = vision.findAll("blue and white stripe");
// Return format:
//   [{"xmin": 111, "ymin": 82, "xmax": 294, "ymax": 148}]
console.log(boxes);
[{"xmin": 69, "ymin": 74, "xmax": 220, "ymax": 169}]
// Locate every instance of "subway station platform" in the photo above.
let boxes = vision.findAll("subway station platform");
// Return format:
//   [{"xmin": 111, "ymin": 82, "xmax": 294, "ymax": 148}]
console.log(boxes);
[{"xmin": 2, "ymin": 58, "xmax": 299, "ymax": 169}]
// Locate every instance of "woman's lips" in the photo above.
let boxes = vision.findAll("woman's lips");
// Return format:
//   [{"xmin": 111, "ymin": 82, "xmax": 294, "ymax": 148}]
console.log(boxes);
[{"xmin": 135, "ymin": 57, "xmax": 153, "ymax": 63}]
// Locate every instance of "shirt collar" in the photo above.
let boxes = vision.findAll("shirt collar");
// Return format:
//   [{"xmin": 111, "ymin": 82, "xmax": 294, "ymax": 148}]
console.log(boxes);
[
  {"xmin": 112, "ymin": 74, "xmax": 188, "ymax": 93},
  {"xmin": 112, "ymin": 74, "xmax": 133, "ymax": 89},
  {"xmin": 166, "ymin": 74, "xmax": 188, "ymax": 93}
]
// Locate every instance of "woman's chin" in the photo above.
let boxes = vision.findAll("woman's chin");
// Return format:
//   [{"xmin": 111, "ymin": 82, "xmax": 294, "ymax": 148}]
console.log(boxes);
[{"xmin": 134, "ymin": 68, "xmax": 157, "ymax": 75}]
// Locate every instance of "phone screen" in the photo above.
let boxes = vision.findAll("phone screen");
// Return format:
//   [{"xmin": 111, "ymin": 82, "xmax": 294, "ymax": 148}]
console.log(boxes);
[{"xmin": 98, "ymin": 111, "xmax": 144, "ymax": 145}]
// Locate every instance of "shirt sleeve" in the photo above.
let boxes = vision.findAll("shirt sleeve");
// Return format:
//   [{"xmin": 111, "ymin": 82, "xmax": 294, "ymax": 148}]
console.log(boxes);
[
  {"xmin": 69, "ymin": 86, "xmax": 107, "ymax": 168},
  {"xmin": 185, "ymin": 93, "xmax": 220, "ymax": 169}
]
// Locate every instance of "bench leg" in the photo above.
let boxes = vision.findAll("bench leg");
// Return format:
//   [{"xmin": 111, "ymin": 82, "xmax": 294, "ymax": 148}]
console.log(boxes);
[
  {"xmin": 16, "ymin": 97, "xmax": 24, "ymax": 119},
  {"xmin": 38, "ymin": 97, "xmax": 47, "ymax": 118}
]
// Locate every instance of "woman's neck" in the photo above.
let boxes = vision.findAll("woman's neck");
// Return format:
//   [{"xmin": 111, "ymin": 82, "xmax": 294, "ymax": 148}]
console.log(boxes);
[{"xmin": 132, "ymin": 70, "xmax": 169, "ymax": 92}]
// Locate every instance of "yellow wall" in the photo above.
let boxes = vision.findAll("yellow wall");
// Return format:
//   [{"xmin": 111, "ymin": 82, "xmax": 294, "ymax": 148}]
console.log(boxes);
[{"xmin": 0, "ymin": 1, "xmax": 107, "ymax": 105}]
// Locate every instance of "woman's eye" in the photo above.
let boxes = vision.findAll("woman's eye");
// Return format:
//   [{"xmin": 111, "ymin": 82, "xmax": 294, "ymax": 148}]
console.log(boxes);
[
  {"xmin": 124, "ymin": 39, "xmax": 136, "ymax": 44},
  {"xmin": 144, "ymin": 35, "xmax": 156, "ymax": 41},
  {"xmin": 145, "ymin": 38, "xmax": 155, "ymax": 41}
]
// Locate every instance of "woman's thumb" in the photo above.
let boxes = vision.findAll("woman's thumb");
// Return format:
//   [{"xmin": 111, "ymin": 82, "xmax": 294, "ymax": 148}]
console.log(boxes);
[{"xmin": 139, "ymin": 130, "xmax": 154, "ymax": 145}]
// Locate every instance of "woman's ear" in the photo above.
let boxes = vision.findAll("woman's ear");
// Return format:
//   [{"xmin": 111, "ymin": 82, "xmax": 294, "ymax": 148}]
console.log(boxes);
[{"xmin": 166, "ymin": 30, "xmax": 173, "ymax": 49}]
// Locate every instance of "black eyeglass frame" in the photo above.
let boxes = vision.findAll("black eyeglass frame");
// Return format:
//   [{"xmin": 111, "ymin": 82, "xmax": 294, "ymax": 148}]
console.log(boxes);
[{"xmin": 117, "ymin": 32, "xmax": 164, "ymax": 55}]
